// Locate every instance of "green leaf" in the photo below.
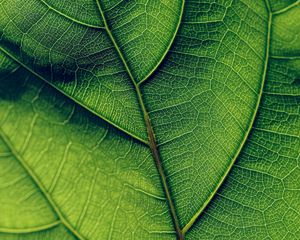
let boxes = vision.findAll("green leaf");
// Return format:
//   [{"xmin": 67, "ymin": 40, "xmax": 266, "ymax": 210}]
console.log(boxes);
[{"xmin": 0, "ymin": 0, "xmax": 299, "ymax": 239}]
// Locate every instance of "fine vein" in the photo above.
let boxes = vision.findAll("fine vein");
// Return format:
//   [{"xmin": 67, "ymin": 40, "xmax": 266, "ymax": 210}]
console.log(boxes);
[{"xmin": 95, "ymin": 1, "xmax": 183, "ymax": 239}]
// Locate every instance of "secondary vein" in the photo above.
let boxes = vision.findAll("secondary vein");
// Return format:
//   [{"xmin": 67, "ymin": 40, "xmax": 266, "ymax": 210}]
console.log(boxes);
[
  {"xmin": 137, "ymin": 0, "xmax": 185, "ymax": 86},
  {"xmin": 272, "ymin": 0, "xmax": 300, "ymax": 15},
  {"xmin": 0, "ymin": 221, "xmax": 61, "ymax": 234},
  {"xmin": 0, "ymin": 129, "xmax": 84, "ymax": 240},
  {"xmin": 95, "ymin": 1, "xmax": 183, "ymax": 239},
  {"xmin": 0, "ymin": 47, "xmax": 148, "ymax": 146},
  {"xmin": 40, "ymin": 0, "xmax": 105, "ymax": 29},
  {"xmin": 181, "ymin": 0, "xmax": 273, "ymax": 235}
]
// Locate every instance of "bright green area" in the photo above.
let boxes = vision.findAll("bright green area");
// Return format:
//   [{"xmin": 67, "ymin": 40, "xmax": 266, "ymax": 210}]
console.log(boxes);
[
  {"xmin": 0, "ymin": 0, "xmax": 299, "ymax": 239},
  {"xmin": 0, "ymin": 225, "xmax": 76, "ymax": 240}
]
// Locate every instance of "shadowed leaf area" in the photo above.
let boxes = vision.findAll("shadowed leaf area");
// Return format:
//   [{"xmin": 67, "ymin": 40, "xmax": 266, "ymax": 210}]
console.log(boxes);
[{"xmin": 0, "ymin": 0, "xmax": 299, "ymax": 239}]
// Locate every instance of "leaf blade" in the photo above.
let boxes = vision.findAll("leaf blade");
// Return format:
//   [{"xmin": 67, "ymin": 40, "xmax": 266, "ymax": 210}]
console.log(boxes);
[{"xmin": 0, "ymin": 0, "xmax": 300, "ymax": 239}]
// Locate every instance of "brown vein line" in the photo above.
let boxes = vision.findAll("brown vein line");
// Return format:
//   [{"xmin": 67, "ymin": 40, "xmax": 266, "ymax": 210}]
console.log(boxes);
[
  {"xmin": 0, "ymin": 129, "xmax": 84, "ymax": 240},
  {"xmin": 95, "ymin": 1, "xmax": 183, "ymax": 239},
  {"xmin": 181, "ymin": 0, "xmax": 273, "ymax": 235}
]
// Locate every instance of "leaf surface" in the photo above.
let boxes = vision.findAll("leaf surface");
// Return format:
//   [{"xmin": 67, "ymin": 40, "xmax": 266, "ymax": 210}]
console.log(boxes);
[{"xmin": 0, "ymin": 0, "xmax": 299, "ymax": 239}]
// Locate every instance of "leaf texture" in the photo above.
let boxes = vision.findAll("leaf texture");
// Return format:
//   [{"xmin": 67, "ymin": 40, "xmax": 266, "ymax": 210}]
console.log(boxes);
[{"xmin": 0, "ymin": 0, "xmax": 299, "ymax": 239}]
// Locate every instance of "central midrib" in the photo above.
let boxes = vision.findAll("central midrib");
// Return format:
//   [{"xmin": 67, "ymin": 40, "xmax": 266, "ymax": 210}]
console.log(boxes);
[{"xmin": 95, "ymin": 1, "xmax": 183, "ymax": 239}]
